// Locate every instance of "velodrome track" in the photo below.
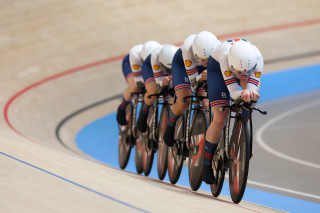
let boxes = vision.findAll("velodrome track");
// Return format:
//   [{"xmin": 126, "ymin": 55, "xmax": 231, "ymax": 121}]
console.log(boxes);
[{"xmin": 1, "ymin": 1, "xmax": 320, "ymax": 212}]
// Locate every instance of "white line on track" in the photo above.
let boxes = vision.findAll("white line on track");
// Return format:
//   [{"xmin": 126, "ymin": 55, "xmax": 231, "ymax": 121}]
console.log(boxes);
[
  {"xmin": 247, "ymin": 180, "xmax": 320, "ymax": 200},
  {"xmin": 256, "ymin": 99, "xmax": 320, "ymax": 170},
  {"xmin": 224, "ymin": 173, "xmax": 320, "ymax": 200}
]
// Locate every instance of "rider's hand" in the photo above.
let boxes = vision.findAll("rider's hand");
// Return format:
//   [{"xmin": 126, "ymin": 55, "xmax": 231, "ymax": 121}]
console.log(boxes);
[
  {"xmin": 162, "ymin": 76, "xmax": 172, "ymax": 86},
  {"xmin": 241, "ymin": 89, "xmax": 251, "ymax": 103},
  {"xmin": 241, "ymin": 90, "xmax": 260, "ymax": 103},
  {"xmin": 201, "ymin": 70, "xmax": 207, "ymax": 81},
  {"xmin": 250, "ymin": 90, "xmax": 260, "ymax": 102}
]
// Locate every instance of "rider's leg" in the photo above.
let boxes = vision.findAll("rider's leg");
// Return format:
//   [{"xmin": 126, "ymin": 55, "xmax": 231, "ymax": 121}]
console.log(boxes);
[
  {"xmin": 163, "ymin": 48, "xmax": 191, "ymax": 146},
  {"xmin": 137, "ymin": 80, "xmax": 158, "ymax": 132},
  {"xmin": 202, "ymin": 57, "xmax": 230, "ymax": 184},
  {"xmin": 202, "ymin": 105, "xmax": 229, "ymax": 184},
  {"xmin": 117, "ymin": 76, "xmax": 139, "ymax": 125},
  {"xmin": 163, "ymin": 87, "xmax": 191, "ymax": 146}
]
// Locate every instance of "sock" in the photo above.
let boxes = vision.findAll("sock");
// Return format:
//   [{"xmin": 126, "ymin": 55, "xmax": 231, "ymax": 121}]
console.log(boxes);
[
  {"xmin": 141, "ymin": 102, "xmax": 151, "ymax": 115},
  {"xmin": 168, "ymin": 108, "xmax": 180, "ymax": 127},
  {"xmin": 119, "ymin": 97, "xmax": 130, "ymax": 110},
  {"xmin": 204, "ymin": 140, "xmax": 218, "ymax": 165}
]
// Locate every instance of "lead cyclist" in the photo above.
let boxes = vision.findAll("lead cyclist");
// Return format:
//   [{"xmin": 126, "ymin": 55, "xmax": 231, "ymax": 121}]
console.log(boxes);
[{"xmin": 202, "ymin": 39, "xmax": 264, "ymax": 184}]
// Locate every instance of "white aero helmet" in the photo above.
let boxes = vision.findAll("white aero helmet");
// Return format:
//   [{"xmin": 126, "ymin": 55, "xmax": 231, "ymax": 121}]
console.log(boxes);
[
  {"xmin": 141, "ymin": 40, "xmax": 160, "ymax": 61},
  {"xmin": 228, "ymin": 40, "xmax": 257, "ymax": 72},
  {"xmin": 159, "ymin": 45, "xmax": 179, "ymax": 69},
  {"xmin": 129, "ymin": 44, "xmax": 143, "ymax": 58},
  {"xmin": 192, "ymin": 31, "xmax": 219, "ymax": 60}
]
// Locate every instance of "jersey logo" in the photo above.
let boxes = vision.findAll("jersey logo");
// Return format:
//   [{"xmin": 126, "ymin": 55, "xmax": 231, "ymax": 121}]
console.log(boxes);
[
  {"xmin": 224, "ymin": 71, "xmax": 232, "ymax": 77},
  {"xmin": 254, "ymin": 72, "xmax": 261, "ymax": 78},
  {"xmin": 132, "ymin": 64, "xmax": 140, "ymax": 70},
  {"xmin": 153, "ymin": 65, "xmax": 160, "ymax": 70},
  {"xmin": 185, "ymin": 60, "xmax": 192, "ymax": 67}
]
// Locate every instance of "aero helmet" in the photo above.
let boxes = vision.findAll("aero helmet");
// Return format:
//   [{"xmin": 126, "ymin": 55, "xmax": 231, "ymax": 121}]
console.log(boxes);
[
  {"xmin": 192, "ymin": 31, "xmax": 219, "ymax": 59},
  {"xmin": 228, "ymin": 40, "xmax": 257, "ymax": 72},
  {"xmin": 141, "ymin": 40, "xmax": 160, "ymax": 61},
  {"xmin": 159, "ymin": 45, "xmax": 179, "ymax": 69}
]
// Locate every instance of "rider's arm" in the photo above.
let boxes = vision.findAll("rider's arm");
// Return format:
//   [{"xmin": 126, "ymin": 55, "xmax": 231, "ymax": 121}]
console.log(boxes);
[
  {"xmin": 181, "ymin": 35, "xmax": 200, "ymax": 87},
  {"xmin": 150, "ymin": 51, "xmax": 164, "ymax": 86},
  {"xmin": 219, "ymin": 54, "xmax": 242, "ymax": 99},
  {"xmin": 129, "ymin": 48, "xmax": 144, "ymax": 83},
  {"xmin": 246, "ymin": 46, "xmax": 264, "ymax": 92}
]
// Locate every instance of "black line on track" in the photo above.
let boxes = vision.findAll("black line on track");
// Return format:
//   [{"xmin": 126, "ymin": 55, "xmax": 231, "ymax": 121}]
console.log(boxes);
[
  {"xmin": 55, "ymin": 94, "xmax": 122, "ymax": 149},
  {"xmin": 264, "ymin": 50, "xmax": 320, "ymax": 65}
]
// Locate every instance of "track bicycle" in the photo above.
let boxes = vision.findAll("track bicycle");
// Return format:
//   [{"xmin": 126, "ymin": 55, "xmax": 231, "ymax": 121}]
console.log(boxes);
[
  {"xmin": 118, "ymin": 86, "xmax": 145, "ymax": 174},
  {"xmin": 167, "ymin": 81, "xmax": 210, "ymax": 189},
  {"xmin": 141, "ymin": 88, "xmax": 175, "ymax": 177},
  {"xmin": 210, "ymin": 97, "xmax": 267, "ymax": 203}
]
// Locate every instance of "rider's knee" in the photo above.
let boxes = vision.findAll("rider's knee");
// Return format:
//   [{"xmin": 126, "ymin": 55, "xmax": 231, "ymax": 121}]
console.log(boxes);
[
  {"xmin": 212, "ymin": 111, "xmax": 228, "ymax": 130},
  {"xmin": 147, "ymin": 86, "xmax": 158, "ymax": 95},
  {"xmin": 129, "ymin": 83, "xmax": 139, "ymax": 93},
  {"xmin": 214, "ymin": 118, "xmax": 227, "ymax": 130}
]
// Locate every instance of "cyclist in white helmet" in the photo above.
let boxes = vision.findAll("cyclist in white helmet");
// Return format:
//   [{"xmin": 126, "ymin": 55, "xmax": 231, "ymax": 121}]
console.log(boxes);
[
  {"xmin": 202, "ymin": 39, "xmax": 263, "ymax": 184},
  {"xmin": 116, "ymin": 41, "xmax": 160, "ymax": 125},
  {"xmin": 163, "ymin": 31, "xmax": 220, "ymax": 146},
  {"xmin": 137, "ymin": 44, "xmax": 178, "ymax": 132}
]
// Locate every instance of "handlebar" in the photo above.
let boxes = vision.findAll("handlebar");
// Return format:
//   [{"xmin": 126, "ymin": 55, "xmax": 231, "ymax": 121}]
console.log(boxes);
[
  {"xmin": 147, "ymin": 88, "xmax": 175, "ymax": 99},
  {"xmin": 131, "ymin": 91, "xmax": 144, "ymax": 96},
  {"xmin": 130, "ymin": 84, "xmax": 146, "ymax": 97},
  {"xmin": 220, "ymin": 97, "xmax": 267, "ymax": 115},
  {"xmin": 182, "ymin": 95, "xmax": 208, "ymax": 102}
]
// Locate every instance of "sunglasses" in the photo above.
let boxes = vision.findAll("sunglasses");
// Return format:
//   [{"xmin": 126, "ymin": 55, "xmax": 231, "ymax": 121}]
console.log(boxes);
[
  {"xmin": 230, "ymin": 65, "xmax": 255, "ymax": 76},
  {"xmin": 194, "ymin": 54, "xmax": 208, "ymax": 62}
]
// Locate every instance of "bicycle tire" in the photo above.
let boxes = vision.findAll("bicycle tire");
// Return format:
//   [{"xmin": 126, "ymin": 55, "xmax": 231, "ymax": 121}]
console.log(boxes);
[
  {"xmin": 188, "ymin": 110, "xmax": 208, "ymax": 191},
  {"xmin": 210, "ymin": 157, "xmax": 225, "ymax": 197},
  {"xmin": 228, "ymin": 118, "xmax": 250, "ymax": 204},
  {"xmin": 210, "ymin": 131, "xmax": 226, "ymax": 197},
  {"xmin": 142, "ymin": 106, "xmax": 155, "ymax": 176},
  {"xmin": 135, "ymin": 135, "xmax": 144, "ymax": 174},
  {"xmin": 167, "ymin": 115, "xmax": 185, "ymax": 184},
  {"xmin": 157, "ymin": 105, "xmax": 168, "ymax": 180},
  {"xmin": 118, "ymin": 102, "xmax": 133, "ymax": 169}
]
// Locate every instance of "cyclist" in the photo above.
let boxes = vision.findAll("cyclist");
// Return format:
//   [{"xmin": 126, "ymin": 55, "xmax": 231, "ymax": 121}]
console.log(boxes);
[
  {"xmin": 116, "ymin": 41, "xmax": 160, "ymax": 125},
  {"xmin": 202, "ymin": 39, "xmax": 264, "ymax": 184},
  {"xmin": 137, "ymin": 44, "xmax": 179, "ymax": 132},
  {"xmin": 163, "ymin": 31, "xmax": 220, "ymax": 146}
]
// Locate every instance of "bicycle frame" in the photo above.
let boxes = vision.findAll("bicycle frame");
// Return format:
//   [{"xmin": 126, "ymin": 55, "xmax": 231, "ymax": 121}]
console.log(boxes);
[
  {"xmin": 182, "ymin": 93, "xmax": 209, "ymax": 153},
  {"xmin": 223, "ymin": 100, "xmax": 267, "ymax": 160}
]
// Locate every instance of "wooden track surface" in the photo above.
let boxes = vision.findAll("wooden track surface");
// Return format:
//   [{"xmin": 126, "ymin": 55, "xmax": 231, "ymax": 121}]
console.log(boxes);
[{"xmin": 1, "ymin": 0, "xmax": 319, "ymax": 212}]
